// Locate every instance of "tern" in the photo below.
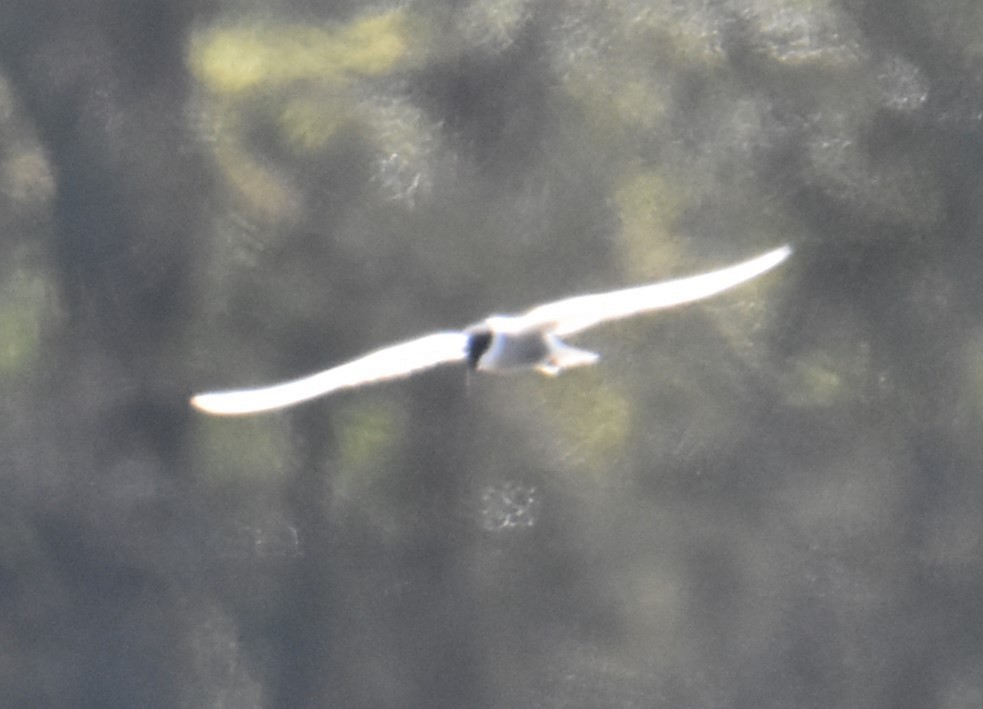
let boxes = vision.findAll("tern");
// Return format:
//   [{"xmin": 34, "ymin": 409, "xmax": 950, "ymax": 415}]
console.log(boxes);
[{"xmin": 191, "ymin": 244, "xmax": 791, "ymax": 415}]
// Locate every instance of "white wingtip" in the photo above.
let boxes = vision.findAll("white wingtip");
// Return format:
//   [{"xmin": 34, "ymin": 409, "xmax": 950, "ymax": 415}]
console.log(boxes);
[
  {"xmin": 190, "ymin": 382, "xmax": 328, "ymax": 415},
  {"xmin": 190, "ymin": 390, "xmax": 279, "ymax": 416},
  {"xmin": 760, "ymin": 244, "xmax": 794, "ymax": 270},
  {"xmin": 726, "ymin": 244, "xmax": 793, "ymax": 280}
]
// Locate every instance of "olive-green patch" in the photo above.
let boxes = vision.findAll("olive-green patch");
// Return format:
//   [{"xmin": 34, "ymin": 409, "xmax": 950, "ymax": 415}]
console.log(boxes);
[
  {"xmin": 195, "ymin": 416, "xmax": 292, "ymax": 485},
  {"xmin": 190, "ymin": 11, "xmax": 419, "ymax": 95},
  {"xmin": 0, "ymin": 271, "xmax": 49, "ymax": 377}
]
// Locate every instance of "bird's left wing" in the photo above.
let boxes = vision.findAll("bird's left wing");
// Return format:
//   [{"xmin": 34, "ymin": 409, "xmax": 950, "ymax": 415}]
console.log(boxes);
[
  {"xmin": 517, "ymin": 245, "xmax": 792, "ymax": 337},
  {"xmin": 191, "ymin": 331, "xmax": 469, "ymax": 416}
]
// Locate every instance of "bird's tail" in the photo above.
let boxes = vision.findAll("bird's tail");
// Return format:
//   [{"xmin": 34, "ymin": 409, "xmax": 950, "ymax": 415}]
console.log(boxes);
[{"xmin": 536, "ymin": 337, "xmax": 600, "ymax": 376}]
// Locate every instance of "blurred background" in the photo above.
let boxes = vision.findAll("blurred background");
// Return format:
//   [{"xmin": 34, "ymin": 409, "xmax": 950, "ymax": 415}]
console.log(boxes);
[{"xmin": 1, "ymin": 0, "xmax": 982, "ymax": 707}]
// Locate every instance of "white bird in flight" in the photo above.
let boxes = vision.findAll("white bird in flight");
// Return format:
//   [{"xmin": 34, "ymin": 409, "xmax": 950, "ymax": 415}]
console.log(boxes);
[{"xmin": 191, "ymin": 244, "xmax": 791, "ymax": 416}]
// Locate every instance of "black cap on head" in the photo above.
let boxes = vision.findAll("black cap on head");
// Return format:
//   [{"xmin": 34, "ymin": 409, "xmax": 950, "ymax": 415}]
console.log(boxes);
[{"xmin": 466, "ymin": 329, "xmax": 493, "ymax": 370}]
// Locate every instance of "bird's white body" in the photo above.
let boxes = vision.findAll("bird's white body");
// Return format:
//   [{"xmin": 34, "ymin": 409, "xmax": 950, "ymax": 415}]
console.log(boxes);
[
  {"xmin": 191, "ymin": 245, "xmax": 791, "ymax": 415},
  {"xmin": 470, "ymin": 319, "xmax": 599, "ymax": 375}
]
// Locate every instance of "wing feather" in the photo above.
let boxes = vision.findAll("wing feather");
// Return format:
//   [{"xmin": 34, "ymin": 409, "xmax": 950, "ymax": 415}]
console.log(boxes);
[
  {"xmin": 519, "ymin": 245, "xmax": 792, "ymax": 337},
  {"xmin": 191, "ymin": 332, "xmax": 469, "ymax": 415}
]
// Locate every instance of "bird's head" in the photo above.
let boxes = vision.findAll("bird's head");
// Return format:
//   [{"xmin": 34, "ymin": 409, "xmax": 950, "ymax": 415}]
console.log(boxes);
[{"xmin": 465, "ymin": 327, "xmax": 493, "ymax": 370}]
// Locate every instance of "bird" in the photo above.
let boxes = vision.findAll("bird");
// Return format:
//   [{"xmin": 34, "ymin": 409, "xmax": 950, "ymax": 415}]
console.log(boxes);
[{"xmin": 190, "ymin": 244, "xmax": 791, "ymax": 416}]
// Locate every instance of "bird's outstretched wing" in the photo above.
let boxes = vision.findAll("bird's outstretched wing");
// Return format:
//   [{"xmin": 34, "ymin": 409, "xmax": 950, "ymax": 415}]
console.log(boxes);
[
  {"xmin": 518, "ymin": 245, "xmax": 792, "ymax": 337},
  {"xmin": 191, "ymin": 332, "xmax": 469, "ymax": 416}
]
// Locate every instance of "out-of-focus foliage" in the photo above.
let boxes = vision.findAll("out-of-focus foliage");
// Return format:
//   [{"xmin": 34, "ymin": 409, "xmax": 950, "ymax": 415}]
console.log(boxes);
[
  {"xmin": 194, "ymin": 415, "xmax": 292, "ymax": 485},
  {"xmin": 188, "ymin": 9, "xmax": 433, "ymax": 228},
  {"xmin": 0, "ymin": 270, "xmax": 51, "ymax": 376},
  {"xmin": 190, "ymin": 11, "xmax": 422, "ymax": 94},
  {"xmin": 613, "ymin": 171, "xmax": 686, "ymax": 277},
  {"xmin": 0, "ymin": 79, "xmax": 58, "ymax": 384}
]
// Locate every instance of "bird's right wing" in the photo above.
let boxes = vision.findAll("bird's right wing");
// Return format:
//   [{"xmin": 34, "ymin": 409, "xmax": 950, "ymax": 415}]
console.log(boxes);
[
  {"xmin": 191, "ymin": 331, "xmax": 469, "ymax": 416},
  {"xmin": 519, "ymin": 245, "xmax": 792, "ymax": 337}
]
